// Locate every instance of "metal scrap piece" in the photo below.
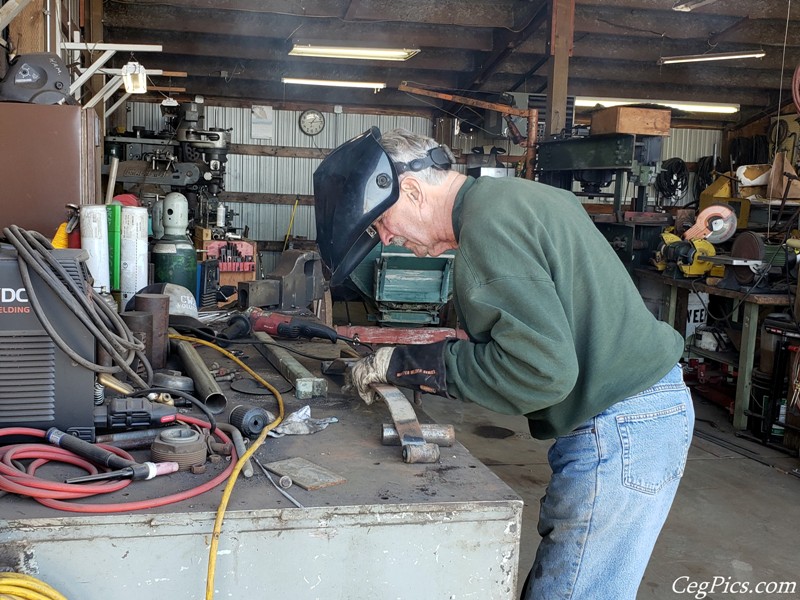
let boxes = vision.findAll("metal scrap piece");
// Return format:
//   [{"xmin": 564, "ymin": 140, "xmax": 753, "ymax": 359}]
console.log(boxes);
[{"xmin": 371, "ymin": 384, "xmax": 440, "ymax": 464}]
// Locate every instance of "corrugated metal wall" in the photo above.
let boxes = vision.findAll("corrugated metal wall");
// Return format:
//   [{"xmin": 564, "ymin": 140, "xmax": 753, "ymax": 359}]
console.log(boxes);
[
  {"xmin": 127, "ymin": 102, "xmax": 431, "ymax": 270},
  {"xmin": 127, "ymin": 101, "xmax": 722, "ymax": 268}
]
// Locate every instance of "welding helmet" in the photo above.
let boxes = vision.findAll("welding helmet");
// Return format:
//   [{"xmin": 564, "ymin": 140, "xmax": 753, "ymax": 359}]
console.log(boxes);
[{"xmin": 313, "ymin": 127, "xmax": 399, "ymax": 286}]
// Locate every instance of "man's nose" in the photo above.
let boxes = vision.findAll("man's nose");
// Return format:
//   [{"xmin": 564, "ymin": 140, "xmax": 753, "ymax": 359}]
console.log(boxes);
[{"xmin": 376, "ymin": 223, "xmax": 393, "ymax": 246}]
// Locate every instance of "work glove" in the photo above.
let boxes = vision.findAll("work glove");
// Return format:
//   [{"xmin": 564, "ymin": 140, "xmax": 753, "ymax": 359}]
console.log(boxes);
[{"xmin": 345, "ymin": 340, "xmax": 450, "ymax": 405}]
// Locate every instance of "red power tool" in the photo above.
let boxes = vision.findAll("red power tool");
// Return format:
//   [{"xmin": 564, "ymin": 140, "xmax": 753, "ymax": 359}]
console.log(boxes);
[{"xmin": 248, "ymin": 308, "xmax": 343, "ymax": 343}]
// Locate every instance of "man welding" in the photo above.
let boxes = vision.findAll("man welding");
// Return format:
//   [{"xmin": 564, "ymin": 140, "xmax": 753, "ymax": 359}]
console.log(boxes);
[{"xmin": 313, "ymin": 126, "xmax": 694, "ymax": 599}]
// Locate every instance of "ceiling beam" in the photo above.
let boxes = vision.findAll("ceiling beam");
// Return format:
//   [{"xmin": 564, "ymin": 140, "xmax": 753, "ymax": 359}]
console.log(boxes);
[
  {"xmin": 129, "ymin": 54, "xmax": 462, "ymax": 89},
  {"xmin": 574, "ymin": 5, "xmax": 800, "ymax": 45},
  {"xmin": 104, "ymin": 1, "xmax": 514, "ymax": 38},
  {"xmin": 105, "ymin": 27, "xmax": 478, "ymax": 72},
  {"xmin": 579, "ymin": 0, "xmax": 789, "ymax": 20}
]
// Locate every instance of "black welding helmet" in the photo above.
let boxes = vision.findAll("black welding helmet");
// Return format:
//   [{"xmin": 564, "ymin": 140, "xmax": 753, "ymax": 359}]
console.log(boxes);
[{"xmin": 313, "ymin": 127, "xmax": 399, "ymax": 286}]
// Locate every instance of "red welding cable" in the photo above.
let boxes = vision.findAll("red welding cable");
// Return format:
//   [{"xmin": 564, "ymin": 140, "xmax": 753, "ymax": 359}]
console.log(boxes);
[
  {"xmin": 0, "ymin": 416, "xmax": 236, "ymax": 513},
  {"xmin": 1, "ymin": 444, "xmax": 131, "ymax": 498}
]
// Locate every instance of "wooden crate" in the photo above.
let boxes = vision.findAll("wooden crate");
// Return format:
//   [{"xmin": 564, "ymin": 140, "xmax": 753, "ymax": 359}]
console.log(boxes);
[
  {"xmin": 590, "ymin": 106, "xmax": 671, "ymax": 136},
  {"xmin": 219, "ymin": 270, "xmax": 256, "ymax": 287},
  {"xmin": 194, "ymin": 226, "xmax": 213, "ymax": 241}
]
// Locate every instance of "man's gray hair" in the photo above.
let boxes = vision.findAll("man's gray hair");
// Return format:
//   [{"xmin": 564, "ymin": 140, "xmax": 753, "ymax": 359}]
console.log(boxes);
[{"xmin": 379, "ymin": 128, "xmax": 452, "ymax": 186}]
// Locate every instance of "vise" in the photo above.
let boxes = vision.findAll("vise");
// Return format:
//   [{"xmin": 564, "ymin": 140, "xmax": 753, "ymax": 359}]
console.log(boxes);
[{"xmin": 237, "ymin": 249, "xmax": 325, "ymax": 311}]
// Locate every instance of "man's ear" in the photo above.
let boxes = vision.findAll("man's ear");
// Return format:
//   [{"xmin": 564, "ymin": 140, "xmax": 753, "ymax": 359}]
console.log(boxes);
[{"xmin": 400, "ymin": 176, "xmax": 424, "ymax": 205}]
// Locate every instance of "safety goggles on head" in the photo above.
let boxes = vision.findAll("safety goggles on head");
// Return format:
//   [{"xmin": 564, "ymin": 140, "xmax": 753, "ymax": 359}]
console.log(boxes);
[{"xmin": 394, "ymin": 144, "xmax": 455, "ymax": 174}]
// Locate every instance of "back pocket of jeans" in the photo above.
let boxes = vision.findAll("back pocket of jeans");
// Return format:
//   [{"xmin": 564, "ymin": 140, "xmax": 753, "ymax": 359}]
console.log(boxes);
[{"xmin": 616, "ymin": 404, "xmax": 689, "ymax": 495}]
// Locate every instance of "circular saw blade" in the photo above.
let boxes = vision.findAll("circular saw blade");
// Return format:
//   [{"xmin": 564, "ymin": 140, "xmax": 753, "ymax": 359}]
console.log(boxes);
[{"xmin": 684, "ymin": 203, "xmax": 738, "ymax": 243}]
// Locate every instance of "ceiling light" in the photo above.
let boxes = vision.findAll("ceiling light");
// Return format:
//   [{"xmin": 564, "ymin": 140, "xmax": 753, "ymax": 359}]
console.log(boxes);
[
  {"xmin": 289, "ymin": 42, "xmax": 420, "ymax": 61},
  {"xmin": 121, "ymin": 61, "xmax": 147, "ymax": 94},
  {"xmin": 657, "ymin": 50, "xmax": 765, "ymax": 65},
  {"xmin": 281, "ymin": 77, "xmax": 386, "ymax": 91},
  {"xmin": 575, "ymin": 97, "xmax": 740, "ymax": 115},
  {"xmin": 672, "ymin": 0, "xmax": 720, "ymax": 11}
]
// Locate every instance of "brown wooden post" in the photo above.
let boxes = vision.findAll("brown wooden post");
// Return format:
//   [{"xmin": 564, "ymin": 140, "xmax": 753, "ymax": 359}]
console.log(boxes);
[{"xmin": 545, "ymin": 0, "xmax": 575, "ymax": 137}]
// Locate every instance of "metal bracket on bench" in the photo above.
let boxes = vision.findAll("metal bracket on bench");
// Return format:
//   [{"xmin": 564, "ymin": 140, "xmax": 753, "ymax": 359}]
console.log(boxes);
[{"xmin": 371, "ymin": 384, "xmax": 441, "ymax": 463}]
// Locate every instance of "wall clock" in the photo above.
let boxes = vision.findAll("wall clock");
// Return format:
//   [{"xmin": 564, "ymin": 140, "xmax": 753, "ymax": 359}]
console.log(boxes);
[{"xmin": 299, "ymin": 109, "xmax": 325, "ymax": 135}]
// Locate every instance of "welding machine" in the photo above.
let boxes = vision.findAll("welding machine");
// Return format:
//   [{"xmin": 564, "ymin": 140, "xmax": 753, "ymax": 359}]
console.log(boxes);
[{"xmin": 0, "ymin": 244, "xmax": 97, "ymax": 439}]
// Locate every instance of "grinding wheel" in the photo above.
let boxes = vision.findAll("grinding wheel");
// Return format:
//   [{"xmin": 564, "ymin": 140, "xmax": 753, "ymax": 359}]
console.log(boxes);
[
  {"xmin": 730, "ymin": 231, "xmax": 765, "ymax": 285},
  {"xmin": 684, "ymin": 203, "xmax": 737, "ymax": 243}
]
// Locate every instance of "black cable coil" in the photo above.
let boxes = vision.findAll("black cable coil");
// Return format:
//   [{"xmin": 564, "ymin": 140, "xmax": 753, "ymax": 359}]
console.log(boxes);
[{"xmin": 655, "ymin": 157, "xmax": 689, "ymax": 206}]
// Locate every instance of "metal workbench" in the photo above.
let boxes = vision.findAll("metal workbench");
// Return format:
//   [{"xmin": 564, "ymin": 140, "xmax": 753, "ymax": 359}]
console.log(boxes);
[
  {"xmin": 634, "ymin": 267, "xmax": 791, "ymax": 430},
  {"xmin": 0, "ymin": 340, "xmax": 523, "ymax": 600}
]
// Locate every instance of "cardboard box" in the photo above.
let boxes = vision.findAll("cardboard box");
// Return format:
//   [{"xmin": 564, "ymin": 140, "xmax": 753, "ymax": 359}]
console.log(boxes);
[
  {"xmin": 590, "ymin": 106, "xmax": 671, "ymax": 136},
  {"xmin": 194, "ymin": 226, "xmax": 213, "ymax": 241}
]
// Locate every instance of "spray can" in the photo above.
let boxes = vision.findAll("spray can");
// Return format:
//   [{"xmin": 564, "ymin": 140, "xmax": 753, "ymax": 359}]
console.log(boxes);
[
  {"xmin": 216, "ymin": 203, "xmax": 226, "ymax": 228},
  {"xmin": 80, "ymin": 205, "xmax": 111, "ymax": 293}
]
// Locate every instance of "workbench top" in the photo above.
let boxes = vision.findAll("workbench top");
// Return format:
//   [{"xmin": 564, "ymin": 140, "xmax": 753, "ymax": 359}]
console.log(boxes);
[{"xmin": 0, "ymin": 338, "xmax": 523, "ymax": 600}]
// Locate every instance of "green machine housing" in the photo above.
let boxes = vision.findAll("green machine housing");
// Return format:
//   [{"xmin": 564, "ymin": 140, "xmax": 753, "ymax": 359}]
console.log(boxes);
[{"xmin": 347, "ymin": 244, "xmax": 455, "ymax": 326}]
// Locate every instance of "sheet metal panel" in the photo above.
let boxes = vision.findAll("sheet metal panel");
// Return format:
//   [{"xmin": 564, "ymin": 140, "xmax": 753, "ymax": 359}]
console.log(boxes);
[
  {"xmin": 662, "ymin": 128, "xmax": 723, "ymax": 163},
  {"xmin": 3, "ymin": 502, "xmax": 521, "ymax": 600}
]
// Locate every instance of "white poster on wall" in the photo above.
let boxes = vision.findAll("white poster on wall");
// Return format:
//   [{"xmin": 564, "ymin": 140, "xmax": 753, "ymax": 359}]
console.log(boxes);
[{"xmin": 251, "ymin": 105, "xmax": 274, "ymax": 141}]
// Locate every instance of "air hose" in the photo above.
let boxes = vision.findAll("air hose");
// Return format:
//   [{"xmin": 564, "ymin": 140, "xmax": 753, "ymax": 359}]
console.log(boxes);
[
  {"xmin": 166, "ymin": 334, "xmax": 286, "ymax": 600},
  {"xmin": 0, "ymin": 416, "xmax": 234, "ymax": 512},
  {"xmin": 0, "ymin": 572, "xmax": 67, "ymax": 600}
]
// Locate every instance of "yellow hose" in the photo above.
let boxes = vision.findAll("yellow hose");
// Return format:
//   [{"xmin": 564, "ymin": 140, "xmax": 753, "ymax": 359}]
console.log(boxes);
[
  {"xmin": 167, "ymin": 334, "xmax": 285, "ymax": 600},
  {"xmin": 0, "ymin": 573, "xmax": 67, "ymax": 600}
]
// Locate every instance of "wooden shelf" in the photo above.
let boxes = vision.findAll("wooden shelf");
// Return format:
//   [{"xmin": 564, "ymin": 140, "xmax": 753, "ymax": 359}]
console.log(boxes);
[{"xmin": 688, "ymin": 346, "xmax": 739, "ymax": 369}]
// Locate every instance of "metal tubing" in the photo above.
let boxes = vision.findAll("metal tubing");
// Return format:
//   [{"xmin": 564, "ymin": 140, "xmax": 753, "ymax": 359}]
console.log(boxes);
[
  {"xmin": 217, "ymin": 423, "xmax": 253, "ymax": 478},
  {"xmin": 381, "ymin": 423, "xmax": 455, "ymax": 447},
  {"xmin": 170, "ymin": 329, "xmax": 227, "ymax": 414}
]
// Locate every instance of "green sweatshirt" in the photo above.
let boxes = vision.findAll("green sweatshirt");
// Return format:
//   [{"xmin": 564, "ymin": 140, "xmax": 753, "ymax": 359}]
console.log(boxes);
[{"xmin": 443, "ymin": 176, "xmax": 684, "ymax": 439}]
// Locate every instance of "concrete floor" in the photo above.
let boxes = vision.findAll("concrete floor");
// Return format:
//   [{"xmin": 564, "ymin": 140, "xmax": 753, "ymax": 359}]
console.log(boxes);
[
  {"xmin": 420, "ymin": 392, "xmax": 800, "ymax": 599},
  {"xmin": 332, "ymin": 301, "xmax": 800, "ymax": 598}
]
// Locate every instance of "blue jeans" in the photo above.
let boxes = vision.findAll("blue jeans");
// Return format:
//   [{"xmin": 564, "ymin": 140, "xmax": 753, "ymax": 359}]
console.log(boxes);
[{"xmin": 521, "ymin": 364, "xmax": 694, "ymax": 600}]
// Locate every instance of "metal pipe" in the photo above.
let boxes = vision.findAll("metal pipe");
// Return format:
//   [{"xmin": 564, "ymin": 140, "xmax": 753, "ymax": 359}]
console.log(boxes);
[
  {"xmin": 216, "ymin": 424, "xmax": 253, "ymax": 478},
  {"xmin": 170, "ymin": 329, "xmax": 227, "ymax": 414},
  {"xmin": 121, "ymin": 310, "xmax": 153, "ymax": 377},
  {"xmin": 381, "ymin": 423, "xmax": 455, "ymax": 447}
]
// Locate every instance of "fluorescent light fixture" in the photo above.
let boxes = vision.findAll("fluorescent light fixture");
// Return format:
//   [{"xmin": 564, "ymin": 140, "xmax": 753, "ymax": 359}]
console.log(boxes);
[
  {"xmin": 281, "ymin": 77, "xmax": 386, "ymax": 91},
  {"xmin": 672, "ymin": 0, "xmax": 720, "ymax": 11},
  {"xmin": 658, "ymin": 50, "xmax": 765, "ymax": 65},
  {"xmin": 575, "ymin": 97, "xmax": 740, "ymax": 115},
  {"xmin": 121, "ymin": 61, "xmax": 147, "ymax": 94},
  {"xmin": 290, "ymin": 42, "xmax": 420, "ymax": 61}
]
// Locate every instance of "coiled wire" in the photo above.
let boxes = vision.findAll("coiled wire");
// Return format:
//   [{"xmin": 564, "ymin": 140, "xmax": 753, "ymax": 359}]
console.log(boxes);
[
  {"xmin": 655, "ymin": 157, "xmax": 689, "ymax": 206},
  {"xmin": 2, "ymin": 225, "xmax": 151, "ymax": 389}
]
